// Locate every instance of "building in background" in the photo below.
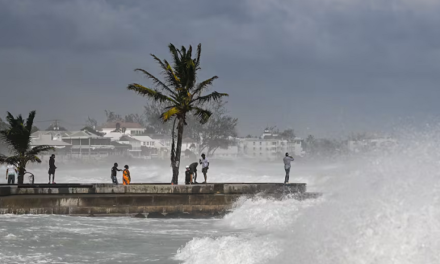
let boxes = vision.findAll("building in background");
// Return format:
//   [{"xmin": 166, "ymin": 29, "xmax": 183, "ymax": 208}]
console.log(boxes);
[
  {"xmin": 61, "ymin": 131, "xmax": 115, "ymax": 157},
  {"xmin": 30, "ymin": 132, "xmax": 72, "ymax": 155},
  {"xmin": 100, "ymin": 122, "xmax": 145, "ymax": 135}
]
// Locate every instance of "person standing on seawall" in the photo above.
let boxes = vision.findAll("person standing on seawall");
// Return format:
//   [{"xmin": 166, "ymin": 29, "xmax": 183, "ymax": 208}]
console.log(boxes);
[
  {"xmin": 48, "ymin": 154, "xmax": 57, "ymax": 184},
  {"xmin": 111, "ymin": 163, "xmax": 122, "ymax": 184},
  {"xmin": 123, "ymin": 165, "xmax": 131, "ymax": 185},
  {"xmin": 6, "ymin": 164, "xmax": 17, "ymax": 185},
  {"xmin": 199, "ymin": 153, "xmax": 209, "ymax": 184},
  {"xmin": 283, "ymin": 153, "xmax": 294, "ymax": 184}
]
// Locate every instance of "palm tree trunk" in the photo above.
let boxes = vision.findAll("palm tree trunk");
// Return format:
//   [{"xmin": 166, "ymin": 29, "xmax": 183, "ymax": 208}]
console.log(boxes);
[
  {"xmin": 17, "ymin": 164, "xmax": 25, "ymax": 185},
  {"xmin": 171, "ymin": 119, "xmax": 184, "ymax": 184},
  {"xmin": 170, "ymin": 118, "xmax": 177, "ymax": 183}
]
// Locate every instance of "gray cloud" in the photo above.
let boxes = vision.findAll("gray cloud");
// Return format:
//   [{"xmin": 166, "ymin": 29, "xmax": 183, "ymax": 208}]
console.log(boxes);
[{"xmin": 1, "ymin": 0, "xmax": 440, "ymax": 137}]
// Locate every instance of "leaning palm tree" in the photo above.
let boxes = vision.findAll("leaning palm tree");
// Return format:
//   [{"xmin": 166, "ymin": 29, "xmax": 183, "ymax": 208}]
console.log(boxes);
[
  {"xmin": 128, "ymin": 43, "xmax": 228, "ymax": 184},
  {"xmin": 0, "ymin": 111, "xmax": 53, "ymax": 184}
]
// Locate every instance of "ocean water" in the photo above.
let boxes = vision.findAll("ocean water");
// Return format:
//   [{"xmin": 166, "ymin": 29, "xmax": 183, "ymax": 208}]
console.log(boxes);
[{"xmin": 1, "ymin": 131, "xmax": 440, "ymax": 263}]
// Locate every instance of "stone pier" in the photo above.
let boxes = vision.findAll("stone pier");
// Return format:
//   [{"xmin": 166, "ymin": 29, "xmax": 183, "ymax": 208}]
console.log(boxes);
[{"xmin": 0, "ymin": 183, "xmax": 319, "ymax": 218}]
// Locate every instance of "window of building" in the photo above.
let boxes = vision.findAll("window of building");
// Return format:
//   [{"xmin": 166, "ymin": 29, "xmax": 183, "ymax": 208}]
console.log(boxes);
[
  {"xmin": 260, "ymin": 147, "xmax": 262, "ymax": 150},
  {"xmin": 260, "ymin": 142, "xmax": 262, "ymax": 145},
  {"xmin": 253, "ymin": 142, "xmax": 256, "ymax": 145}
]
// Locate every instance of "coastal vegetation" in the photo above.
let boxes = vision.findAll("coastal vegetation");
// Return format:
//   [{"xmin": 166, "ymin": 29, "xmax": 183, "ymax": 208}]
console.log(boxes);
[
  {"xmin": 127, "ymin": 43, "xmax": 228, "ymax": 184},
  {"xmin": 0, "ymin": 111, "xmax": 53, "ymax": 184}
]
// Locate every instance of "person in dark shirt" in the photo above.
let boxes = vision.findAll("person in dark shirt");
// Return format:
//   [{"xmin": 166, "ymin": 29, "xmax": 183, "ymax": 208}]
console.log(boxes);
[
  {"xmin": 111, "ymin": 163, "xmax": 122, "ymax": 184},
  {"xmin": 48, "ymin": 154, "xmax": 57, "ymax": 184},
  {"xmin": 189, "ymin": 162, "xmax": 198, "ymax": 183}
]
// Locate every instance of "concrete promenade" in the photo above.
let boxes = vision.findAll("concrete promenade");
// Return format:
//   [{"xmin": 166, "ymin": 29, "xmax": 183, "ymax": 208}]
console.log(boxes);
[{"xmin": 0, "ymin": 183, "xmax": 319, "ymax": 218}]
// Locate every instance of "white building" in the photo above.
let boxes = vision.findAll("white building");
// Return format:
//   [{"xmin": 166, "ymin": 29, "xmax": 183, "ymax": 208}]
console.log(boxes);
[
  {"xmin": 211, "ymin": 146, "xmax": 239, "ymax": 159},
  {"xmin": 238, "ymin": 137, "xmax": 304, "ymax": 160},
  {"xmin": 103, "ymin": 132, "xmax": 125, "ymax": 141},
  {"xmin": 31, "ymin": 133, "xmax": 71, "ymax": 148},
  {"xmin": 132, "ymin": 136, "xmax": 157, "ymax": 148},
  {"xmin": 100, "ymin": 122, "xmax": 146, "ymax": 135}
]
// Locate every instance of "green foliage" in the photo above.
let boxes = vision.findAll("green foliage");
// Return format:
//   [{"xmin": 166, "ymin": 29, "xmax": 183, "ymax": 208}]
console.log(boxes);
[
  {"xmin": 0, "ymin": 111, "xmax": 54, "ymax": 184},
  {"xmin": 85, "ymin": 117, "xmax": 98, "ymax": 128},
  {"xmin": 104, "ymin": 111, "xmax": 146, "ymax": 127},
  {"xmin": 104, "ymin": 110, "xmax": 123, "ymax": 123},
  {"xmin": 279, "ymin": 129, "xmax": 295, "ymax": 141},
  {"xmin": 198, "ymin": 100, "xmax": 238, "ymax": 156},
  {"xmin": 127, "ymin": 43, "xmax": 228, "ymax": 184}
]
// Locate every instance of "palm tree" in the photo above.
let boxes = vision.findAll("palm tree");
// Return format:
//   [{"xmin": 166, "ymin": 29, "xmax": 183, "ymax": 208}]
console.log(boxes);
[
  {"xmin": 128, "ymin": 43, "xmax": 228, "ymax": 184},
  {"xmin": 0, "ymin": 111, "xmax": 54, "ymax": 184}
]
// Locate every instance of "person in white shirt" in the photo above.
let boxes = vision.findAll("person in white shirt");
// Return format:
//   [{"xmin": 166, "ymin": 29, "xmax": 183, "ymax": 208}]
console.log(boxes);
[
  {"xmin": 199, "ymin": 153, "xmax": 209, "ymax": 184},
  {"xmin": 6, "ymin": 164, "xmax": 17, "ymax": 185},
  {"xmin": 283, "ymin": 153, "xmax": 294, "ymax": 184}
]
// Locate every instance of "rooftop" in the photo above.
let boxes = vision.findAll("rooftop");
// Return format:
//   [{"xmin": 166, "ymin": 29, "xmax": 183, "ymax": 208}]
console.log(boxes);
[{"xmin": 101, "ymin": 122, "xmax": 144, "ymax": 129}]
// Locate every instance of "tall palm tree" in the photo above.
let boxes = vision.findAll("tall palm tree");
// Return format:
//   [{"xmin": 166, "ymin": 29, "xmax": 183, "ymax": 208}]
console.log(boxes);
[
  {"xmin": 128, "ymin": 43, "xmax": 228, "ymax": 184},
  {"xmin": 0, "ymin": 111, "xmax": 54, "ymax": 184}
]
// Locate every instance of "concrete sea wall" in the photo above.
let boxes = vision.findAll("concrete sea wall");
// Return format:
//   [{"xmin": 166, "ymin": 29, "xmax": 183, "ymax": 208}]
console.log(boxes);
[{"xmin": 0, "ymin": 183, "xmax": 318, "ymax": 218}]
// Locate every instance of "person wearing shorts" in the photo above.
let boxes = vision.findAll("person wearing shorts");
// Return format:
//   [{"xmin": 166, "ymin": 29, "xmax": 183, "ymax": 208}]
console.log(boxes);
[
  {"xmin": 6, "ymin": 164, "xmax": 17, "ymax": 185},
  {"xmin": 199, "ymin": 154, "xmax": 209, "ymax": 183}
]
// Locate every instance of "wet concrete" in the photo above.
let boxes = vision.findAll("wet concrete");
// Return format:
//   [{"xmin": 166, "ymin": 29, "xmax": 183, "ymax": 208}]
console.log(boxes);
[{"xmin": 0, "ymin": 183, "xmax": 319, "ymax": 218}]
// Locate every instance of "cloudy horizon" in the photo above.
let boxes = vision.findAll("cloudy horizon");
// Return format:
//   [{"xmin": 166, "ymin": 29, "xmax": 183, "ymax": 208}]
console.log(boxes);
[{"xmin": 1, "ymin": 0, "xmax": 440, "ymax": 138}]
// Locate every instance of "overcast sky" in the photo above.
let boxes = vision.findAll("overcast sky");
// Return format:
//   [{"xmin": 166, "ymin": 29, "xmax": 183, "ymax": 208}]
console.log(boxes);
[{"xmin": 1, "ymin": 0, "xmax": 440, "ymax": 138}]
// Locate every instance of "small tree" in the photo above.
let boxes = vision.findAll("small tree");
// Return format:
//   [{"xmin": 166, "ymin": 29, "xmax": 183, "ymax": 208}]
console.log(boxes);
[
  {"xmin": 198, "ymin": 100, "xmax": 238, "ymax": 156},
  {"xmin": 0, "ymin": 111, "xmax": 53, "ymax": 184},
  {"xmin": 85, "ymin": 116, "xmax": 98, "ymax": 129}
]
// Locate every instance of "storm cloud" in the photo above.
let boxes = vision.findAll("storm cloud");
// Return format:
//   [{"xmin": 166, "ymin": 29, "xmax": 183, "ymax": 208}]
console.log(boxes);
[{"xmin": 1, "ymin": 0, "xmax": 440, "ymax": 137}]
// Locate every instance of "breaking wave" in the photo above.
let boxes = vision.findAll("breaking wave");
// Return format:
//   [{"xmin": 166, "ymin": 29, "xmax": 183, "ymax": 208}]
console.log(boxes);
[{"xmin": 175, "ymin": 129, "xmax": 440, "ymax": 264}]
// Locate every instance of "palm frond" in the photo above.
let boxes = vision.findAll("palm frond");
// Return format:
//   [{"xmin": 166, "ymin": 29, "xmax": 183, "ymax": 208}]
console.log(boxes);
[
  {"xmin": 192, "ymin": 107, "xmax": 212, "ymax": 124},
  {"xmin": 192, "ymin": 76, "xmax": 218, "ymax": 94},
  {"xmin": 128, "ymin": 84, "xmax": 177, "ymax": 104},
  {"xmin": 184, "ymin": 59, "xmax": 196, "ymax": 89},
  {"xmin": 25, "ymin": 111, "xmax": 36, "ymax": 132},
  {"xmin": 134, "ymin": 68, "xmax": 177, "ymax": 98},
  {"xmin": 163, "ymin": 59, "xmax": 181, "ymax": 89},
  {"xmin": 151, "ymin": 54, "xmax": 168, "ymax": 72},
  {"xmin": 26, "ymin": 155, "xmax": 42, "ymax": 164},
  {"xmin": 0, "ymin": 154, "xmax": 8, "ymax": 164},
  {"xmin": 28, "ymin": 145, "xmax": 54, "ymax": 156},
  {"xmin": 192, "ymin": 91, "xmax": 229, "ymax": 105},
  {"xmin": 151, "ymin": 54, "xmax": 181, "ymax": 89},
  {"xmin": 195, "ymin": 43, "xmax": 202, "ymax": 69},
  {"xmin": 187, "ymin": 45, "xmax": 192, "ymax": 60},
  {"xmin": 181, "ymin": 45, "xmax": 187, "ymax": 57},
  {"xmin": 0, "ymin": 155, "xmax": 20, "ymax": 166},
  {"xmin": 160, "ymin": 107, "xmax": 180, "ymax": 122},
  {"xmin": 168, "ymin": 44, "xmax": 181, "ymax": 69},
  {"xmin": 0, "ymin": 113, "xmax": 31, "ymax": 154}
]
